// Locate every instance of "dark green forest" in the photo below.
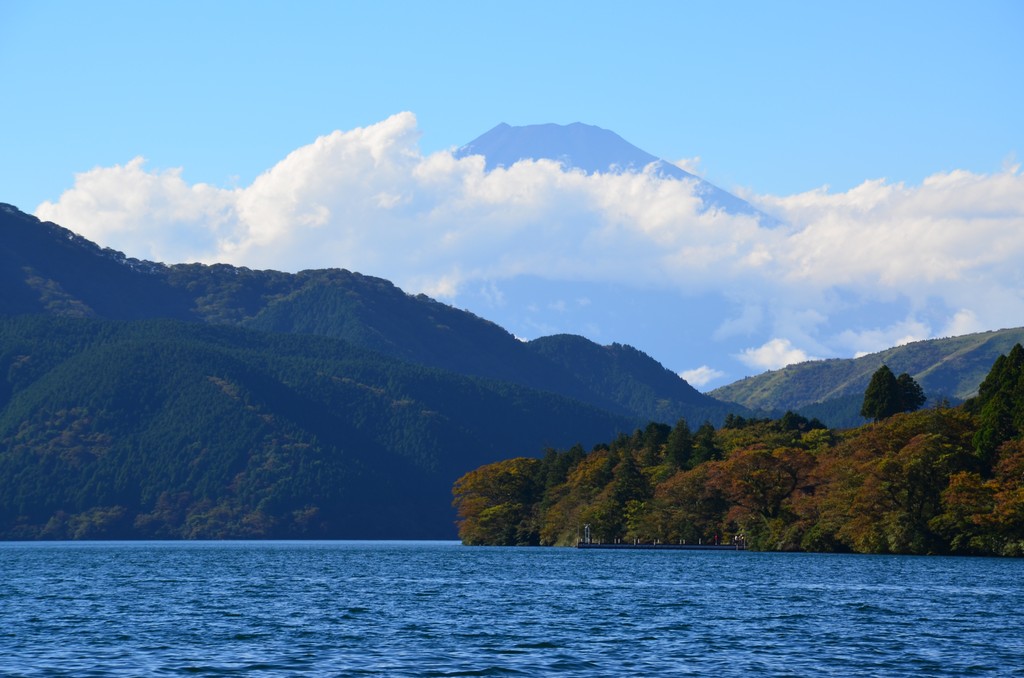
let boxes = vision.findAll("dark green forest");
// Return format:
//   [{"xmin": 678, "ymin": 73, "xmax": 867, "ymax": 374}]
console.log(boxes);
[
  {"xmin": 453, "ymin": 347, "xmax": 1024, "ymax": 556},
  {"xmin": 0, "ymin": 202, "xmax": 748, "ymax": 539},
  {"xmin": 0, "ymin": 316, "xmax": 630, "ymax": 539},
  {"xmin": 1, "ymin": 203, "xmax": 740, "ymax": 428}
]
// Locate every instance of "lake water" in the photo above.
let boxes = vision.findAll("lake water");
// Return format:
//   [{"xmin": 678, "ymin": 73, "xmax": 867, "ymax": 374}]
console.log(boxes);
[{"xmin": 1, "ymin": 541, "xmax": 1022, "ymax": 676}]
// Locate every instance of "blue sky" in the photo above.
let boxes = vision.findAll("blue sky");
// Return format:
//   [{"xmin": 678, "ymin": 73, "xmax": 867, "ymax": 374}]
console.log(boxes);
[
  {"xmin": 4, "ymin": 1, "xmax": 1020, "ymax": 207},
  {"xmin": 3, "ymin": 1, "xmax": 1023, "ymax": 388}
]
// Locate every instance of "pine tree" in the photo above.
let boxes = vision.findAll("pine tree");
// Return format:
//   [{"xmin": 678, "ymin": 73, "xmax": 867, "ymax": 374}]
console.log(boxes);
[
  {"xmin": 691, "ymin": 422, "xmax": 720, "ymax": 465},
  {"xmin": 861, "ymin": 365, "xmax": 900, "ymax": 421},
  {"xmin": 612, "ymin": 453, "xmax": 649, "ymax": 504},
  {"xmin": 639, "ymin": 422, "xmax": 670, "ymax": 466},
  {"xmin": 861, "ymin": 365, "xmax": 926, "ymax": 421},
  {"xmin": 971, "ymin": 344, "xmax": 1024, "ymax": 463},
  {"xmin": 897, "ymin": 372, "xmax": 927, "ymax": 412},
  {"xmin": 665, "ymin": 418, "xmax": 693, "ymax": 469}
]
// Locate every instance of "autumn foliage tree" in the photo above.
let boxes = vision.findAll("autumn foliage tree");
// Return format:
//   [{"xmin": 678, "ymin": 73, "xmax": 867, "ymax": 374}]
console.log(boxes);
[
  {"xmin": 453, "ymin": 348, "xmax": 1024, "ymax": 556},
  {"xmin": 452, "ymin": 457, "xmax": 543, "ymax": 545},
  {"xmin": 706, "ymin": 445, "xmax": 816, "ymax": 549}
]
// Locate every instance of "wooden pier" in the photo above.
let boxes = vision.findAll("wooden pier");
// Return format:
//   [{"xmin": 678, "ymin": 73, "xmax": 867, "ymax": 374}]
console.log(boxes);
[{"xmin": 576, "ymin": 541, "xmax": 745, "ymax": 551}]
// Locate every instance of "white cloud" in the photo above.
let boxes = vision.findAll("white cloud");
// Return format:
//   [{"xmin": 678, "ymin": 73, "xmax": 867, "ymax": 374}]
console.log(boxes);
[
  {"xmin": 34, "ymin": 112, "xmax": 1024, "ymax": 374},
  {"xmin": 756, "ymin": 171, "xmax": 1024, "ymax": 298},
  {"xmin": 673, "ymin": 156, "xmax": 703, "ymax": 175},
  {"xmin": 942, "ymin": 309, "xmax": 983, "ymax": 337},
  {"xmin": 679, "ymin": 365, "xmax": 725, "ymax": 389},
  {"xmin": 736, "ymin": 339, "xmax": 816, "ymax": 371},
  {"xmin": 36, "ymin": 157, "xmax": 238, "ymax": 263},
  {"xmin": 836, "ymin": 319, "xmax": 932, "ymax": 358},
  {"xmin": 36, "ymin": 113, "xmax": 756, "ymax": 291},
  {"xmin": 476, "ymin": 282, "xmax": 506, "ymax": 308}
]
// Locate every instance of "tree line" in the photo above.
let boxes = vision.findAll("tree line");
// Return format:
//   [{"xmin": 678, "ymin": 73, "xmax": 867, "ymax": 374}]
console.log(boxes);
[{"xmin": 453, "ymin": 350, "xmax": 1024, "ymax": 556}]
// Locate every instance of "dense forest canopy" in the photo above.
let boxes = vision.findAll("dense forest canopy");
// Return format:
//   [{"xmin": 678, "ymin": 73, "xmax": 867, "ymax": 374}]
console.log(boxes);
[
  {"xmin": 0, "ymin": 316, "xmax": 631, "ymax": 539},
  {"xmin": 453, "ymin": 346, "xmax": 1024, "ymax": 556}
]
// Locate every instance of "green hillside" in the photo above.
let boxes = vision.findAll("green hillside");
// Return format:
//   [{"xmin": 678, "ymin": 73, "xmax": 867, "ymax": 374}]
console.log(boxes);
[
  {"xmin": 0, "ymin": 316, "xmax": 631, "ymax": 539},
  {"xmin": 711, "ymin": 328, "xmax": 1024, "ymax": 427},
  {"xmin": 527, "ymin": 334, "xmax": 742, "ymax": 424},
  {"xmin": 2, "ymin": 202, "xmax": 758, "ymax": 539},
  {"xmin": 2, "ymin": 203, "xmax": 737, "ymax": 427}
]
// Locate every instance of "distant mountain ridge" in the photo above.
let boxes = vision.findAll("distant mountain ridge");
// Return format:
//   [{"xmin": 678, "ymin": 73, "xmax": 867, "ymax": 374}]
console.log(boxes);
[
  {"xmin": 0, "ymin": 203, "xmax": 734, "ymax": 426},
  {"xmin": 455, "ymin": 122, "xmax": 766, "ymax": 218},
  {"xmin": 3, "ymin": 200, "xmax": 1019, "ymax": 535},
  {"xmin": 711, "ymin": 328, "xmax": 1024, "ymax": 427}
]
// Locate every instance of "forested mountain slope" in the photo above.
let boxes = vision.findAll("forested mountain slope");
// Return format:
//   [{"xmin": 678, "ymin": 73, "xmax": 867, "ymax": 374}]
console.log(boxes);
[
  {"xmin": 711, "ymin": 328, "xmax": 1024, "ymax": 427},
  {"xmin": 1, "ymin": 203, "xmax": 738, "ymax": 426},
  {"xmin": 0, "ymin": 316, "xmax": 632, "ymax": 539},
  {"xmin": 0, "ymin": 202, "xmax": 752, "ymax": 538},
  {"xmin": 526, "ymin": 334, "xmax": 732, "ymax": 425},
  {"xmin": 0, "ymin": 204, "xmax": 193, "ymax": 319}
]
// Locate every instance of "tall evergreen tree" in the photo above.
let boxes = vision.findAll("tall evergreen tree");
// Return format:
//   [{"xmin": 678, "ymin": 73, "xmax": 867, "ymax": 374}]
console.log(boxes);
[
  {"xmin": 665, "ymin": 418, "xmax": 693, "ymax": 469},
  {"xmin": 897, "ymin": 372, "xmax": 927, "ymax": 413},
  {"xmin": 971, "ymin": 343, "xmax": 1024, "ymax": 463},
  {"xmin": 641, "ymin": 421, "xmax": 671, "ymax": 466},
  {"xmin": 861, "ymin": 365, "xmax": 926, "ymax": 421},
  {"xmin": 862, "ymin": 365, "xmax": 900, "ymax": 421},
  {"xmin": 612, "ymin": 453, "xmax": 649, "ymax": 504},
  {"xmin": 691, "ymin": 421, "xmax": 721, "ymax": 465}
]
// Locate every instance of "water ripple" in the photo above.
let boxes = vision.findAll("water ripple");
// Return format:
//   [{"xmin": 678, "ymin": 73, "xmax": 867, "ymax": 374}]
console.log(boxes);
[{"xmin": 1, "ymin": 542, "xmax": 1023, "ymax": 676}]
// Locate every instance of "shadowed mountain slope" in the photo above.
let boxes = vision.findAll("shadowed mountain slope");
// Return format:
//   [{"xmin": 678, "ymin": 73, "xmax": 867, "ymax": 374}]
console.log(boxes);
[
  {"xmin": 0, "ymin": 203, "xmax": 739, "ymax": 427},
  {"xmin": 0, "ymin": 202, "xmax": 752, "ymax": 538},
  {"xmin": 527, "ymin": 334, "xmax": 732, "ymax": 425},
  {"xmin": 0, "ymin": 204, "xmax": 193, "ymax": 319},
  {"xmin": 0, "ymin": 316, "xmax": 632, "ymax": 538}
]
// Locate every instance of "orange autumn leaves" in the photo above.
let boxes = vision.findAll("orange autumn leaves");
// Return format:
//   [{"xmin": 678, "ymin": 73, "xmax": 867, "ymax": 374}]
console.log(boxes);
[
  {"xmin": 454, "ymin": 408, "xmax": 1024, "ymax": 555},
  {"xmin": 455, "ymin": 347, "xmax": 1024, "ymax": 555}
]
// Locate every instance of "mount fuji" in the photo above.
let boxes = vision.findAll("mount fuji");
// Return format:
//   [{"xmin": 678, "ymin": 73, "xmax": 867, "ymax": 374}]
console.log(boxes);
[
  {"xmin": 455, "ymin": 122, "xmax": 767, "ymax": 220},
  {"xmin": 444, "ymin": 121, "xmax": 782, "ymax": 388}
]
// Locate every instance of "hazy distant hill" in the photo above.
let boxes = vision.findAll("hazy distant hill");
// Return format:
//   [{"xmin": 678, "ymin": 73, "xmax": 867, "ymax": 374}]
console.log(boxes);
[
  {"xmin": 455, "ymin": 122, "xmax": 766, "ymax": 218},
  {"xmin": 711, "ymin": 328, "xmax": 1024, "ymax": 427}
]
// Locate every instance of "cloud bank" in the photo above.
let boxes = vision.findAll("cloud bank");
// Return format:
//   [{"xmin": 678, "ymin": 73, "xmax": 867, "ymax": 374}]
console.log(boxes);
[{"xmin": 36, "ymin": 113, "xmax": 1024, "ymax": 373}]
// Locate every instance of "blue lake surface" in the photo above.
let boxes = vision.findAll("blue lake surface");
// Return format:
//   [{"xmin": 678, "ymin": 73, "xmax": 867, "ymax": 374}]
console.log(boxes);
[{"xmin": 1, "ymin": 541, "xmax": 1022, "ymax": 676}]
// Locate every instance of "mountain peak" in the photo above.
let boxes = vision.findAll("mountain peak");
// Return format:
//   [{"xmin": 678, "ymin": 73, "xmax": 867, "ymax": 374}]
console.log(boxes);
[
  {"xmin": 456, "ymin": 121, "xmax": 676, "ymax": 177},
  {"xmin": 456, "ymin": 122, "xmax": 764, "ymax": 219}
]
